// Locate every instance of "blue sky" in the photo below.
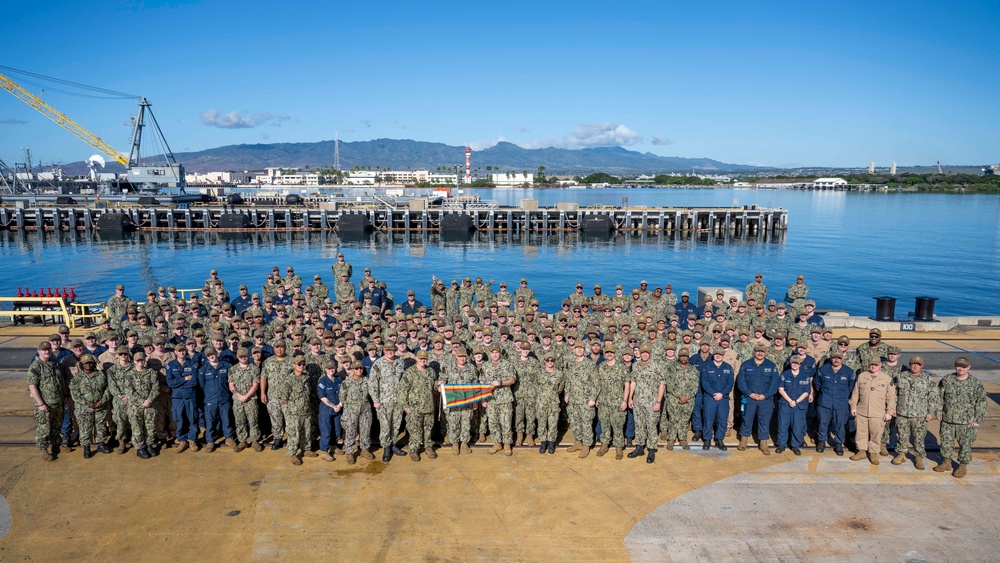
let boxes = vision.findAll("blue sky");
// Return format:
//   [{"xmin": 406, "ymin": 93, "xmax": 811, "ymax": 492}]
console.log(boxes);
[{"xmin": 1, "ymin": 0, "xmax": 998, "ymax": 169}]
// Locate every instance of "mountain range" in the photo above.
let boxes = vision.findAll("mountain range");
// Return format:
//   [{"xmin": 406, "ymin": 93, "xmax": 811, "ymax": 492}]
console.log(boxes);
[{"xmin": 60, "ymin": 139, "xmax": 764, "ymax": 176}]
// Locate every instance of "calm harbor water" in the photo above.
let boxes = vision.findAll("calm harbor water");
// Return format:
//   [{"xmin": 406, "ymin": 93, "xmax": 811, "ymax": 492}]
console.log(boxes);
[{"xmin": 2, "ymin": 188, "xmax": 998, "ymax": 317}]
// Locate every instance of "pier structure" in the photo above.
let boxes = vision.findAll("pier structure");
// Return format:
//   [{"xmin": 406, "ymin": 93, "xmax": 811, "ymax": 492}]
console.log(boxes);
[{"xmin": 0, "ymin": 204, "xmax": 788, "ymax": 237}]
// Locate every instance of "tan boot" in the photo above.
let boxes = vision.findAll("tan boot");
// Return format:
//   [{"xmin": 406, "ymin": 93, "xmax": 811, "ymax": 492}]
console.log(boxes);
[
  {"xmin": 346, "ymin": 453, "xmax": 356, "ymax": 465},
  {"xmin": 503, "ymin": 444, "xmax": 512, "ymax": 456},
  {"xmin": 567, "ymin": 440, "xmax": 582, "ymax": 453},
  {"xmin": 115, "ymin": 443, "xmax": 127, "ymax": 455},
  {"xmin": 302, "ymin": 450, "xmax": 318, "ymax": 458},
  {"xmin": 234, "ymin": 442, "xmax": 247, "ymax": 453},
  {"xmin": 478, "ymin": 434, "xmax": 487, "ymax": 443},
  {"xmin": 189, "ymin": 440, "xmax": 200, "ymax": 452},
  {"xmin": 680, "ymin": 439, "xmax": 690, "ymax": 450},
  {"xmin": 39, "ymin": 447, "xmax": 54, "ymax": 462},
  {"xmin": 615, "ymin": 447, "xmax": 624, "ymax": 460},
  {"xmin": 914, "ymin": 456, "xmax": 925, "ymax": 470},
  {"xmin": 452, "ymin": 443, "xmax": 460, "ymax": 455},
  {"xmin": 725, "ymin": 428, "xmax": 734, "ymax": 438},
  {"xmin": 461, "ymin": 442, "xmax": 472, "ymax": 454},
  {"xmin": 850, "ymin": 451, "xmax": 866, "ymax": 461},
  {"xmin": 953, "ymin": 463, "xmax": 968, "ymax": 478},
  {"xmin": 891, "ymin": 453, "xmax": 906, "ymax": 465},
  {"xmin": 579, "ymin": 445, "xmax": 590, "ymax": 459},
  {"xmin": 870, "ymin": 452, "xmax": 880, "ymax": 465},
  {"xmin": 879, "ymin": 444, "xmax": 889, "ymax": 457},
  {"xmin": 759, "ymin": 440, "xmax": 771, "ymax": 456},
  {"xmin": 252, "ymin": 440, "xmax": 264, "ymax": 452},
  {"xmin": 204, "ymin": 442, "xmax": 216, "ymax": 453},
  {"xmin": 596, "ymin": 443, "xmax": 610, "ymax": 457},
  {"xmin": 290, "ymin": 454, "xmax": 302, "ymax": 466},
  {"xmin": 525, "ymin": 435, "xmax": 535, "ymax": 447},
  {"xmin": 516, "ymin": 432, "xmax": 524, "ymax": 446},
  {"xmin": 443, "ymin": 436, "xmax": 451, "ymax": 446},
  {"xmin": 933, "ymin": 459, "xmax": 951, "ymax": 472},
  {"xmin": 320, "ymin": 451, "xmax": 334, "ymax": 462},
  {"xmin": 360, "ymin": 449, "xmax": 374, "ymax": 460},
  {"xmin": 488, "ymin": 443, "xmax": 502, "ymax": 455},
  {"xmin": 663, "ymin": 439, "xmax": 674, "ymax": 451},
  {"xmin": 225, "ymin": 438, "xmax": 237, "ymax": 449},
  {"xmin": 738, "ymin": 436, "xmax": 748, "ymax": 451},
  {"xmin": 410, "ymin": 450, "xmax": 420, "ymax": 462},
  {"xmin": 176, "ymin": 441, "xmax": 189, "ymax": 454}
]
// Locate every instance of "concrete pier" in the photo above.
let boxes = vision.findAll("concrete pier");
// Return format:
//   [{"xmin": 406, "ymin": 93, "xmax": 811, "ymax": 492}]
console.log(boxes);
[{"xmin": 0, "ymin": 205, "xmax": 788, "ymax": 236}]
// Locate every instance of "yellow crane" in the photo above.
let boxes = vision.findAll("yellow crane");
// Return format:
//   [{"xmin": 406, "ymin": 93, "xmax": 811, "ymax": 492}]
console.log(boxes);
[{"xmin": 0, "ymin": 71, "xmax": 128, "ymax": 166}]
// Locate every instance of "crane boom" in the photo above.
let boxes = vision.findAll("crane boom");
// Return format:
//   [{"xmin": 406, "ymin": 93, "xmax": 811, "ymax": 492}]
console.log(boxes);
[{"xmin": 0, "ymin": 72, "xmax": 128, "ymax": 166}]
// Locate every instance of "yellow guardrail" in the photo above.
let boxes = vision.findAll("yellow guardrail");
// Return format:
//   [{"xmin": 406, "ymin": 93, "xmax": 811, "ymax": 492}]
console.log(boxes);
[
  {"xmin": 176, "ymin": 288, "xmax": 203, "ymax": 300},
  {"xmin": 0, "ymin": 296, "xmax": 73, "ymax": 326},
  {"xmin": 71, "ymin": 302, "xmax": 107, "ymax": 326}
]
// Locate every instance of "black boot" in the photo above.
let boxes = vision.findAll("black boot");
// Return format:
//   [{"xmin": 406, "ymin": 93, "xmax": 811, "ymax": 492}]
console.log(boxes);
[
  {"xmin": 539, "ymin": 441, "xmax": 547, "ymax": 454},
  {"xmin": 627, "ymin": 446, "xmax": 646, "ymax": 459},
  {"xmin": 702, "ymin": 441, "xmax": 711, "ymax": 450},
  {"xmin": 547, "ymin": 441, "xmax": 556, "ymax": 454},
  {"xmin": 791, "ymin": 446, "xmax": 801, "ymax": 456},
  {"xmin": 392, "ymin": 445, "xmax": 406, "ymax": 457},
  {"xmin": 137, "ymin": 447, "xmax": 151, "ymax": 459},
  {"xmin": 692, "ymin": 431, "xmax": 703, "ymax": 442},
  {"xmin": 646, "ymin": 449, "xmax": 656, "ymax": 464},
  {"xmin": 716, "ymin": 439, "xmax": 728, "ymax": 451},
  {"xmin": 271, "ymin": 438, "xmax": 283, "ymax": 451},
  {"xmin": 98, "ymin": 442, "xmax": 112, "ymax": 454},
  {"xmin": 148, "ymin": 445, "xmax": 160, "ymax": 457},
  {"xmin": 775, "ymin": 445, "xmax": 786, "ymax": 454},
  {"xmin": 834, "ymin": 444, "xmax": 844, "ymax": 456},
  {"xmin": 815, "ymin": 443, "xmax": 825, "ymax": 453},
  {"xmin": 83, "ymin": 446, "xmax": 92, "ymax": 459},
  {"xmin": 625, "ymin": 438, "xmax": 633, "ymax": 447},
  {"xmin": 382, "ymin": 447, "xmax": 392, "ymax": 462}
]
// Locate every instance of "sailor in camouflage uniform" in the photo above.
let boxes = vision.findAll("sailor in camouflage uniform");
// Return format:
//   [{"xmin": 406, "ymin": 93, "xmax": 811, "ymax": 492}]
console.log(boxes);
[
  {"xmin": 933, "ymin": 357, "xmax": 988, "ymax": 478},
  {"xmin": 69, "ymin": 354, "xmax": 112, "ymax": 458},
  {"xmin": 627, "ymin": 344, "xmax": 666, "ymax": 463},
  {"xmin": 229, "ymin": 348, "xmax": 263, "ymax": 452},
  {"xmin": 399, "ymin": 351, "xmax": 439, "ymax": 461},
  {"xmin": 596, "ymin": 346, "xmax": 629, "ymax": 459},
  {"xmin": 565, "ymin": 341, "xmax": 599, "ymax": 458},
  {"xmin": 889, "ymin": 355, "xmax": 938, "ymax": 469},
  {"xmin": 444, "ymin": 348, "xmax": 478, "ymax": 454},
  {"xmin": 125, "ymin": 353, "xmax": 160, "ymax": 459},
  {"xmin": 482, "ymin": 345, "xmax": 517, "ymax": 456},
  {"xmin": 369, "ymin": 344, "xmax": 407, "ymax": 462},
  {"xmin": 277, "ymin": 356, "xmax": 318, "ymax": 465},
  {"xmin": 341, "ymin": 361, "xmax": 374, "ymax": 464},
  {"xmin": 28, "ymin": 341, "xmax": 66, "ymax": 461}
]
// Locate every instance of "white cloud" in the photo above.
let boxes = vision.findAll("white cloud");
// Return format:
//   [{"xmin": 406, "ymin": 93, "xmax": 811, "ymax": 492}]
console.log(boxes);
[
  {"xmin": 361, "ymin": 118, "xmax": 372, "ymax": 128},
  {"xmin": 200, "ymin": 110, "xmax": 289, "ymax": 129},
  {"xmin": 651, "ymin": 135, "xmax": 672, "ymax": 146},
  {"xmin": 523, "ymin": 123, "xmax": 643, "ymax": 149}
]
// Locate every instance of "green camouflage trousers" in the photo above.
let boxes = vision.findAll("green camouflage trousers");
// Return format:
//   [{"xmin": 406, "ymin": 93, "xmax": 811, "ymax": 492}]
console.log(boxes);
[
  {"xmin": 266, "ymin": 399, "xmax": 286, "ymax": 440},
  {"xmin": 285, "ymin": 413, "xmax": 310, "ymax": 456},
  {"xmin": 940, "ymin": 421, "xmax": 978, "ymax": 464},
  {"xmin": 76, "ymin": 406, "xmax": 109, "ymax": 445},
  {"xmin": 895, "ymin": 415, "xmax": 928, "ymax": 457},
  {"xmin": 487, "ymin": 402, "xmax": 514, "ymax": 445},
  {"xmin": 128, "ymin": 406, "xmax": 157, "ymax": 448},
  {"xmin": 376, "ymin": 402, "xmax": 404, "ymax": 448},
  {"xmin": 447, "ymin": 407, "xmax": 473, "ymax": 444},
  {"xmin": 568, "ymin": 403, "xmax": 595, "ymax": 446},
  {"xmin": 342, "ymin": 408, "xmax": 372, "ymax": 454},
  {"xmin": 232, "ymin": 398, "xmax": 261, "ymax": 443},
  {"xmin": 598, "ymin": 405, "xmax": 626, "ymax": 448},
  {"xmin": 34, "ymin": 404, "xmax": 63, "ymax": 450},
  {"xmin": 536, "ymin": 404, "xmax": 560, "ymax": 442},
  {"xmin": 634, "ymin": 404, "xmax": 662, "ymax": 450},
  {"xmin": 112, "ymin": 399, "xmax": 130, "ymax": 441},
  {"xmin": 406, "ymin": 411, "xmax": 434, "ymax": 450},
  {"xmin": 881, "ymin": 417, "xmax": 895, "ymax": 445},
  {"xmin": 514, "ymin": 396, "xmax": 537, "ymax": 435},
  {"xmin": 473, "ymin": 406, "xmax": 489, "ymax": 437},
  {"xmin": 665, "ymin": 401, "xmax": 695, "ymax": 441}
]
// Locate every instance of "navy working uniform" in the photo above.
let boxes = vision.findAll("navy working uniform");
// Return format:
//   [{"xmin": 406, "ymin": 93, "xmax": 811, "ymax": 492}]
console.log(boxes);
[
  {"xmin": 736, "ymin": 357, "xmax": 780, "ymax": 442},
  {"xmin": 165, "ymin": 355, "xmax": 200, "ymax": 443},
  {"xmin": 815, "ymin": 359, "xmax": 856, "ymax": 451},
  {"xmin": 317, "ymin": 371, "xmax": 344, "ymax": 453},
  {"xmin": 777, "ymin": 366, "xmax": 813, "ymax": 448},
  {"xmin": 700, "ymin": 358, "xmax": 735, "ymax": 443},
  {"xmin": 198, "ymin": 360, "xmax": 235, "ymax": 444}
]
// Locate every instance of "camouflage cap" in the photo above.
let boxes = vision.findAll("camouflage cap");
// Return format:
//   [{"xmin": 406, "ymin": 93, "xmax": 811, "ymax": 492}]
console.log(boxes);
[
  {"xmin": 887, "ymin": 345, "xmax": 901, "ymax": 355},
  {"xmin": 955, "ymin": 357, "xmax": 970, "ymax": 368},
  {"xmin": 80, "ymin": 354, "xmax": 97, "ymax": 365},
  {"xmin": 133, "ymin": 352, "xmax": 146, "ymax": 361},
  {"xmin": 909, "ymin": 355, "xmax": 924, "ymax": 366}
]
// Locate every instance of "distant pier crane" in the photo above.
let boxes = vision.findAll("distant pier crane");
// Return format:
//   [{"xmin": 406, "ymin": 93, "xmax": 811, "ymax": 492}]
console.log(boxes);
[{"xmin": 0, "ymin": 68, "xmax": 185, "ymax": 192}]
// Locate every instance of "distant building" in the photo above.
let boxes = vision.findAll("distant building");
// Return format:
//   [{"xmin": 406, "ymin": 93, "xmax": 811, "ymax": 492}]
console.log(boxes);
[
  {"xmin": 378, "ymin": 170, "xmax": 429, "ymax": 185},
  {"xmin": 427, "ymin": 173, "xmax": 458, "ymax": 185},
  {"xmin": 869, "ymin": 162, "xmax": 875, "ymax": 173},
  {"xmin": 491, "ymin": 172, "xmax": 534, "ymax": 187},
  {"xmin": 345, "ymin": 171, "xmax": 377, "ymax": 186},
  {"xmin": 186, "ymin": 171, "xmax": 254, "ymax": 185},
  {"xmin": 813, "ymin": 177, "xmax": 848, "ymax": 188}
]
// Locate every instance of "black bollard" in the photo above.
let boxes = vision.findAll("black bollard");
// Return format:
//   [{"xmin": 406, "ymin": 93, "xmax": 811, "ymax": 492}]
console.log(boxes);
[
  {"xmin": 872, "ymin": 296, "xmax": 896, "ymax": 322},
  {"xmin": 914, "ymin": 297, "xmax": 939, "ymax": 322}
]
